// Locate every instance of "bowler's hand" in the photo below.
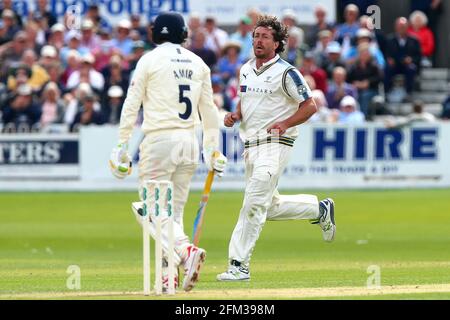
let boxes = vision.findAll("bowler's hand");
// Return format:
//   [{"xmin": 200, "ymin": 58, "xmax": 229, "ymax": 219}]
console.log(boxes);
[
  {"xmin": 224, "ymin": 112, "xmax": 241, "ymax": 127},
  {"xmin": 267, "ymin": 121, "xmax": 288, "ymax": 136}
]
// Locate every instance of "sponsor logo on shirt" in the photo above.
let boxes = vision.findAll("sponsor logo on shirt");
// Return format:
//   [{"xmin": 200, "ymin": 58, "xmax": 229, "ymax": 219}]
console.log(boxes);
[{"xmin": 244, "ymin": 86, "xmax": 273, "ymax": 94}]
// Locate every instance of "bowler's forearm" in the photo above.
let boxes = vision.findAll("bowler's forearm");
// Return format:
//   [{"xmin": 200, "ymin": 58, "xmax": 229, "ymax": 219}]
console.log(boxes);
[{"xmin": 283, "ymin": 98, "xmax": 317, "ymax": 128}]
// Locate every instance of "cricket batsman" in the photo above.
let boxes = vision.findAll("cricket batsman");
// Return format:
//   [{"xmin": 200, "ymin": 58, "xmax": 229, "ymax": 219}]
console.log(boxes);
[{"xmin": 109, "ymin": 12, "xmax": 227, "ymax": 292}]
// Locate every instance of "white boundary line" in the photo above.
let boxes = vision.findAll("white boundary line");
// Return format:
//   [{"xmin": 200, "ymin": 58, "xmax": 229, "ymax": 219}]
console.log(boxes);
[{"xmin": 2, "ymin": 284, "xmax": 450, "ymax": 299}]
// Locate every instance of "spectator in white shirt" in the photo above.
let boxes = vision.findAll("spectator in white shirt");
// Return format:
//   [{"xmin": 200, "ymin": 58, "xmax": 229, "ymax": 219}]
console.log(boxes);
[
  {"xmin": 204, "ymin": 16, "xmax": 229, "ymax": 56},
  {"xmin": 66, "ymin": 53, "xmax": 104, "ymax": 92}
]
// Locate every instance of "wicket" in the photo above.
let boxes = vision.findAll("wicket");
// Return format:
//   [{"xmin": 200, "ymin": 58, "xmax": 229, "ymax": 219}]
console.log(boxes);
[{"xmin": 142, "ymin": 180, "xmax": 176, "ymax": 295}]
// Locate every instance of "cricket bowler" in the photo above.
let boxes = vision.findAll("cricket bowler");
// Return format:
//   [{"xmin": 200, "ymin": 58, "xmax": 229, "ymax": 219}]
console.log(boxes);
[{"xmin": 218, "ymin": 15, "xmax": 336, "ymax": 281}]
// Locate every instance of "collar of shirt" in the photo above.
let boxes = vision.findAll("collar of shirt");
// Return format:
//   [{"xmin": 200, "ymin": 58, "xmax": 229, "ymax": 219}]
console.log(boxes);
[
  {"xmin": 157, "ymin": 42, "xmax": 181, "ymax": 48},
  {"xmin": 250, "ymin": 54, "xmax": 280, "ymax": 71}
]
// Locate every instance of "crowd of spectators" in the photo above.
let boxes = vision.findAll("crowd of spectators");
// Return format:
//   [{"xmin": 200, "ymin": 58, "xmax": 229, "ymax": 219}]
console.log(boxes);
[{"xmin": 0, "ymin": 0, "xmax": 446, "ymax": 133}]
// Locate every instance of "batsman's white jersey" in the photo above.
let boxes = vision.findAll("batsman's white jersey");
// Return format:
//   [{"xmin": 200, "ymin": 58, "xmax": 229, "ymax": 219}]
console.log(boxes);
[
  {"xmin": 118, "ymin": 42, "xmax": 220, "ymax": 258},
  {"xmin": 228, "ymin": 55, "xmax": 320, "ymax": 266},
  {"xmin": 118, "ymin": 42, "xmax": 219, "ymax": 151}
]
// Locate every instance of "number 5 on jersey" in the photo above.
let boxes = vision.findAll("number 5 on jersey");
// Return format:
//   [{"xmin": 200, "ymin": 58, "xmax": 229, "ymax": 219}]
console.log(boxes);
[{"xmin": 178, "ymin": 85, "xmax": 192, "ymax": 120}]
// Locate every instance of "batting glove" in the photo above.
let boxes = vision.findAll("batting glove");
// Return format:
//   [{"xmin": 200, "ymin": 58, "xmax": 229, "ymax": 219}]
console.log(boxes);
[
  {"xmin": 203, "ymin": 148, "xmax": 227, "ymax": 177},
  {"xmin": 109, "ymin": 143, "xmax": 132, "ymax": 179}
]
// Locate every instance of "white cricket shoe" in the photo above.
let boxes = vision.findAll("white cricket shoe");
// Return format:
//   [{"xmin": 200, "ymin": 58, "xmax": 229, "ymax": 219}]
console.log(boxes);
[
  {"xmin": 216, "ymin": 260, "xmax": 250, "ymax": 281},
  {"xmin": 315, "ymin": 198, "xmax": 336, "ymax": 242},
  {"xmin": 182, "ymin": 245, "xmax": 206, "ymax": 292}
]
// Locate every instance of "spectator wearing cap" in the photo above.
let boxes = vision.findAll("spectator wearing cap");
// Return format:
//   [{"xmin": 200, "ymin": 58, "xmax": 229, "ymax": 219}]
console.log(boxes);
[
  {"xmin": 70, "ymin": 93, "xmax": 104, "ymax": 132},
  {"xmin": 0, "ymin": 0, "xmax": 22, "ymax": 28},
  {"xmin": 282, "ymin": 9, "xmax": 304, "ymax": 46},
  {"xmin": 343, "ymin": 28, "xmax": 385, "ymax": 68},
  {"xmin": 204, "ymin": 16, "xmax": 229, "ymax": 56},
  {"xmin": 0, "ymin": 31, "xmax": 28, "ymax": 81},
  {"xmin": 347, "ymin": 43, "xmax": 383, "ymax": 118},
  {"xmin": 334, "ymin": 4, "xmax": 360, "ymax": 57},
  {"xmin": 359, "ymin": 15, "xmax": 386, "ymax": 56},
  {"xmin": 337, "ymin": 95, "xmax": 365, "ymax": 124},
  {"xmin": 1, "ymin": 9, "xmax": 20, "ymax": 41},
  {"xmin": 39, "ymin": 45, "xmax": 58, "ymax": 70},
  {"xmin": 217, "ymin": 41, "xmax": 243, "ymax": 85},
  {"xmin": 384, "ymin": 17, "xmax": 421, "ymax": 96},
  {"xmin": 111, "ymin": 19, "xmax": 134, "ymax": 57},
  {"xmin": 306, "ymin": 5, "xmax": 335, "ymax": 49},
  {"xmin": 2, "ymin": 84, "xmax": 41, "ymax": 129},
  {"xmin": 40, "ymin": 81, "xmax": 64, "ymax": 126},
  {"xmin": 35, "ymin": 0, "xmax": 57, "ymax": 27},
  {"xmin": 102, "ymin": 85, "xmax": 124, "ymax": 124},
  {"xmin": 80, "ymin": 19, "xmax": 100, "ymax": 52},
  {"xmin": 86, "ymin": 4, "xmax": 111, "ymax": 31},
  {"xmin": 408, "ymin": 10, "xmax": 435, "ymax": 67},
  {"xmin": 67, "ymin": 53, "xmax": 105, "ymax": 93},
  {"xmin": 189, "ymin": 29, "xmax": 217, "ymax": 70},
  {"xmin": 320, "ymin": 41, "xmax": 346, "ymax": 79},
  {"xmin": 326, "ymin": 66, "xmax": 358, "ymax": 109},
  {"xmin": 281, "ymin": 27, "xmax": 305, "ymax": 68},
  {"xmin": 60, "ymin": 30, "xmax": 89, "ymax": 68},
  {"xmin": 230, "ymin": 16, "xmax": 254, "ymax": 62},
  {"xmin": 48, "ymin": 23, "xmax": 66, "ymax": 50},
  {"xmin": 131, "ymin": 14, "xmax": 147, "ymax": 40},
  {"xmin": 300, "ymin": 51, "xmax": 328, "ymax": 94}
]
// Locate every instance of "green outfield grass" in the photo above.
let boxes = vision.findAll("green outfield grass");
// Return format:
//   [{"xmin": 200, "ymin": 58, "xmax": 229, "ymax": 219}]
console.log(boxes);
[{"xmin": 1, "ymin": 189, "xmax": 450, "ymax": 300}]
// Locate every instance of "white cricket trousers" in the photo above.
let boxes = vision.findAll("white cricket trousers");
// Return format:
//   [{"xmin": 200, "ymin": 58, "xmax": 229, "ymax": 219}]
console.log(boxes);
[
  {"xmin": 229, "ymin": 143, "xmax": 320, "ymax": 266},
  {"xmin": 138, "ymin": 129, "xmax": 199, "ymax": 257}
]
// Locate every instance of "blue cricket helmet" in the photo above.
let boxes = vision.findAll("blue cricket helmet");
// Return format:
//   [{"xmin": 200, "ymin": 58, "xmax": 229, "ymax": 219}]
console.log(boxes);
[{"xmin": 152, "ymin": 12, "xmax": 188, "ymax": 44}]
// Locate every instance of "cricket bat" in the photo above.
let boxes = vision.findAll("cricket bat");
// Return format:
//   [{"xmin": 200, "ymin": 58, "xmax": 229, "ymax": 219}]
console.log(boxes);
[{"xmin": 192, "ymin": 151, "xmax": 219, "ymax": 246}]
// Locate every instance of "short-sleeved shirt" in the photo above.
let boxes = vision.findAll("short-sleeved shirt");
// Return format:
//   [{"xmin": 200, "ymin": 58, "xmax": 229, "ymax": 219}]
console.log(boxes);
[{"xmin": 238, "ymin": 54, "xmax": 312, "ymax": 142}]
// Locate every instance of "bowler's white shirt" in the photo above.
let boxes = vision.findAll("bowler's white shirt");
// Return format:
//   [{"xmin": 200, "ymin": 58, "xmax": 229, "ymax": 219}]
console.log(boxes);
[{"xmin": 238, "ymin": 54, "xmax": 312, "ymax": 141}]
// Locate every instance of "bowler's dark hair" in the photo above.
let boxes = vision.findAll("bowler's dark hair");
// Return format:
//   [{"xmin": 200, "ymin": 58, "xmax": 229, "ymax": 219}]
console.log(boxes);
[{"xmin": 252, "ymin": 15, "xmax": 288, "ymax": 53}]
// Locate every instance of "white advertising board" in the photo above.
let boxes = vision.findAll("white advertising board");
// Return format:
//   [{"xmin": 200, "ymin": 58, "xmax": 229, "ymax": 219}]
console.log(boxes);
[{"xmin": 1, "ymin": 123, "xmax": 449, "ymax": 191}]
